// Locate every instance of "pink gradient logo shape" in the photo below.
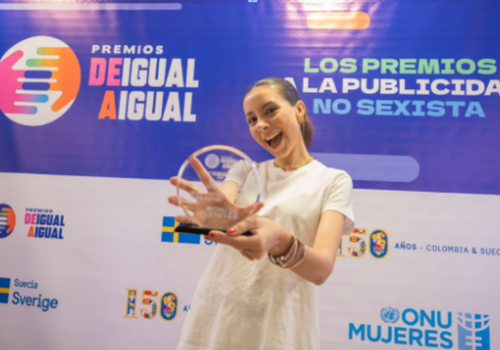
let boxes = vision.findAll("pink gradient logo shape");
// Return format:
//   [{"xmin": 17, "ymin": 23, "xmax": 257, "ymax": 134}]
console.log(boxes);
[
  {"xmin": 0, "ymin": 204, "xmax": 16, "ymax": 239},
  {"xmin": 0, "ymin": 36, "xmax": 81, "ymax": 126}
]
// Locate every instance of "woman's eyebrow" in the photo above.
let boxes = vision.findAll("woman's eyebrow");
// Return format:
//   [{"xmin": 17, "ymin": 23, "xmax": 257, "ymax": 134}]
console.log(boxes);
[
  {"xmin": 245, "ymin": 100, "xmax": 276, "ymax": 116},
  {"xmin": 261, "ymin": 101, "xmax": 275, "ymax": 111}
]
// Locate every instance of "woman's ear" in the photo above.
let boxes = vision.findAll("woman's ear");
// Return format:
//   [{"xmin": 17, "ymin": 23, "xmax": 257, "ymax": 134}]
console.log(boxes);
[{"xmin": 295, "ymin": 100, "xmax": 306, "ymax": 124}]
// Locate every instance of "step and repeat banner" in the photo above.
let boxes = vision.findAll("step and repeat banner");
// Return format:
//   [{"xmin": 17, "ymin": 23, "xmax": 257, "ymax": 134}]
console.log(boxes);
[{"xmin": 0, "ymin": 1, "xmax": 499, "ymax": 349}]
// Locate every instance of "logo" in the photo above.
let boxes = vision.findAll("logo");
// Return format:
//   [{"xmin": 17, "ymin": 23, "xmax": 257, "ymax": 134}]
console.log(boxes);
[
  {"xmin": 0, "ymin": 36, "xmax": 81, "ymax": 126},
  {"xmin": 205, "ymin": 153, "xmax": 220, "ymax": 169},
  {"xmin": 125, "ymin": 289, "xmax": 137, "ymax": 318},
  {"xmin": 161, "ymin": 292, "xmax": 178, "ymax": 321},
  {"xmin": 124, "ymin": 289, "xmax": 178, "ymax": 321},
  {"xmin": 90, "ymin": 48, "xmax": 198, "ymax": 122},
  {"xmin": 338, "ymin": 228, "xmax": 389, "ymax": 259},
  {"xmin": 370, "ymin": 229, "xmax": 389, "ymax": 258},
  {"xmin": 380, "ymin": 307, "xmax": 399, "ymax": 324},
  {"xmin": 0, "ymin": 277, "xmax": 58, "ymax": 312},
  {"xmin": 348, "ymin": 228, "xmax": 367, "ymax": 257},
  {"xmin": 142, "ymin": 291, "xmax": 158, "ymax": 319},
  {"xmin": 349, "ymin": 306, "xmax": 491, "ymax": 349},
  {"xmin": 458, "ymin": 313, "xmax": 490, "ymax": 350},
  {"xmin": 0, "ymin": 278, "xmax": 11, "ymax": 304},
  {"xmin": 25, "ymin": 208, "xmax": 65, "ymax": 240},
  {"xmin": 0, "ymin": 204, "xmax": 16, "ymax": 239},
  {"xmin": 161, "ymin": 216, "xmax": 201, "ymax": 244}
]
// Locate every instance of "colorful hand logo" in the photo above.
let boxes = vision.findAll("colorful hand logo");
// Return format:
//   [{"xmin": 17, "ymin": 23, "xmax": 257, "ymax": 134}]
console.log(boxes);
[
  {"xmin": 0, "ymin": 44, "xmax": 80, "ymax": 118},
  {"xmin": 26, "ymin": 47, "xmax": 81, "ymax": 112},
  {"xmin": 0, "ymin": 50, "xmax": 41, "ymax": 115},
  {"xmin": 0, "ymin": 204, "xmax": 16, "ymax": 238}
]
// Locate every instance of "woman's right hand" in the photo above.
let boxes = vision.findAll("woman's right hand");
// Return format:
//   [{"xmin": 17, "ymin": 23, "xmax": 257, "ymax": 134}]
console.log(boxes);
[
  {"xmin": 168, "ymin": 155, "xmax": 263, "ymax": 228},
  {"xmin": 205, "ymin": 216, "xmax": 294, "ymax": 261}
]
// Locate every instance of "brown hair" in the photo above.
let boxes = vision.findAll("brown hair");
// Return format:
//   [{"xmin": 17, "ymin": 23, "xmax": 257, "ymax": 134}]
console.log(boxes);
[{"xmin": 245, "ymin": 77, "xmax": 313, "ymax": 148}]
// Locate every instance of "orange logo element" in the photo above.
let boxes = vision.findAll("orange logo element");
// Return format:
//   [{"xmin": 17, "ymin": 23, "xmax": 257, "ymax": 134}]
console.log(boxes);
[{"xmin": 307, "ymin": 12, "xmax": 370, "ymax": 30}]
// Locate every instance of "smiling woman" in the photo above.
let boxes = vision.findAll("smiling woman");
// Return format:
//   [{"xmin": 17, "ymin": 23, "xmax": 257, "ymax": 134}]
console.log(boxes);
[
  {"xmin": 245, "ymin": 77, "xmax": 314, "ymax": 148},
  {"xmin": 173, "ymin": 77, "xmax": 355, "ymax": 350}
]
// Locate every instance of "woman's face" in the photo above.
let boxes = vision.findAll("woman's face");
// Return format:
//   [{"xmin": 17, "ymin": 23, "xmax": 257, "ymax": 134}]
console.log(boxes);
[{"xmin": 243, "ymin": 85, "xmax": 304, "ymax": 159}]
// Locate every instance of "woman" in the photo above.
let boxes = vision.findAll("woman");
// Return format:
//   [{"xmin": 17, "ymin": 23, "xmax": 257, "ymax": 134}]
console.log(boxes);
[{"xmin": 170, "ymin": 77, "xmax": 355, "ymax": 350}]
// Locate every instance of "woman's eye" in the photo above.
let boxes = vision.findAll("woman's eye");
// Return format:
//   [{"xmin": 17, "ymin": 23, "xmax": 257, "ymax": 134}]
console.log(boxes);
[
  {"xmin": 247, "ymin": 117, "xmax": 257, "ymax": 125},
  {"xmin": 266, "ymin": 107, "xmax": 277, "ymax": 115}
]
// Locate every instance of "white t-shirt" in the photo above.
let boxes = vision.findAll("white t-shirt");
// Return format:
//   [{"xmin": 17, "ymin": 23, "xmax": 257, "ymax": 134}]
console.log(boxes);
[{"xmin": 177, "ymin": 160, "xmax": 355, "ymax": 350}]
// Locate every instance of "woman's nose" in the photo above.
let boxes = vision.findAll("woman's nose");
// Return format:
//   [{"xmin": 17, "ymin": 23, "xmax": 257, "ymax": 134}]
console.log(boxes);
[{"xmin": 256, "ymin": 118, "xmax": 268, "ymax": 130}]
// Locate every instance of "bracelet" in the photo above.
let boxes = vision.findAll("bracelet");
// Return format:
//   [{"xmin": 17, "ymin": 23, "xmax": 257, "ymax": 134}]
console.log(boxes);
[
  {"xmin": 278, "ymin": 235, "xmax": 297, "ymax": 265},
  {"xmin": 268, "ymin": 234, "xmax": 296, "ymax": 267},
  {"xmin": 287, "ymin": 240, "xmax": 306, "ymax": 268},
  {"xmin": 268, "ymin": 234, "xmax": 306, "ymax": 269}
]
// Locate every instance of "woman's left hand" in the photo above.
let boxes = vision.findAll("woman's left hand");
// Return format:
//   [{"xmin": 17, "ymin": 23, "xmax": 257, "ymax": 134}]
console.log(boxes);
[{"xmin": 206, "ymin": 217, "xmax": 293, "ymax": 260}]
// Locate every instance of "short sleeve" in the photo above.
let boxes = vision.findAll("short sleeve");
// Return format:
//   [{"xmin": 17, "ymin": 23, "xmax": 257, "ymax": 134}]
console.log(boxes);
[
  {"xmin": 224, "ymin": 160, "xmax": 253, "ymax": 188},
  {"xmin": 322, "ymin": 171, "xmax": 355, "ymax": 236}
]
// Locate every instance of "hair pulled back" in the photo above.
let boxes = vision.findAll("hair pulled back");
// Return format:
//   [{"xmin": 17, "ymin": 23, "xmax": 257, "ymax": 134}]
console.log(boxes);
[{"xmin": 244, "ymin": 77, "xmax": 313, "ymax": 148}]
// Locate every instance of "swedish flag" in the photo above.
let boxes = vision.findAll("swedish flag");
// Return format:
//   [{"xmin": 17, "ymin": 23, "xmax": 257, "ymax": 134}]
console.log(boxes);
[
  {"xmin": 0, "ymin": 277, "xmax": 10, "ymax": 304},
  {"xmin": 162, "ymin": 217, "xmax": 200, "ymax": 244}
]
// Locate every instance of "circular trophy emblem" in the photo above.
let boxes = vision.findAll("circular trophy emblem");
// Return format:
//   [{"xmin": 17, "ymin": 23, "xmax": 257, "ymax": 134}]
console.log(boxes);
[{"xmin": 204, "ymin": 153, "xmax": 220, "ymax": 169}]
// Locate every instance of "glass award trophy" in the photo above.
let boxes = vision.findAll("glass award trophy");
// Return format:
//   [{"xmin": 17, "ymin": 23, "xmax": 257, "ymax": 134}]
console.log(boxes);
[{"xmin": 174, "ymin": 145, "xmax": 262, "ymax": 236}]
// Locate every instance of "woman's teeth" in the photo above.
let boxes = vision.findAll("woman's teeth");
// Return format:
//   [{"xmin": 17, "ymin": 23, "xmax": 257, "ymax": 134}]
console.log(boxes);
[
  {"xmin": 265, "ymin": 132, "xmax": 281, "ymax": 142},
  {"xmin": 266, "ymin": 132, "xmax": 283, "ymax": 148}
]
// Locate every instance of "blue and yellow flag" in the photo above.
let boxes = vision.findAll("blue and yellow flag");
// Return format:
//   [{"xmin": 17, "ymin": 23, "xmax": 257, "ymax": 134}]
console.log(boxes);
[
  {"xmin": 161, "ymin": 217, "xmax": 200, "ymax": 245},
  {"xmin": 0, "ymin": 277, "xmax": 11, "ymax": 304}
]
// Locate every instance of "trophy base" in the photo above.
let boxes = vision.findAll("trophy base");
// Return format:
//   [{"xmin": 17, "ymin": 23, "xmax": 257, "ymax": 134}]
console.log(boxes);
[{"xmin": 174, "ymin": 223, "xmax": 252, "ymax": 236}]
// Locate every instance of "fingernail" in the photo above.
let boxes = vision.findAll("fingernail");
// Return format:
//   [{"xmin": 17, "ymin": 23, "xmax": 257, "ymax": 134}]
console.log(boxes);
[
  {"xmin": 209, "ymin": 233, "xmax": 215, "ymax": 238},
  {"xmin": 227, "ymin": 229, "xmax": 235, "ymax": 234},
  {"xmin": 204, "ymin": 235, "xmax": 211, "ymax": 240}
]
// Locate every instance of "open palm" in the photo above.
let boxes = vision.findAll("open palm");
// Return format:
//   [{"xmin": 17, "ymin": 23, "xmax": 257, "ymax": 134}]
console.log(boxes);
[{"xmin": 168, "ymin": 155, "xmax": 262, "ymax": 229}]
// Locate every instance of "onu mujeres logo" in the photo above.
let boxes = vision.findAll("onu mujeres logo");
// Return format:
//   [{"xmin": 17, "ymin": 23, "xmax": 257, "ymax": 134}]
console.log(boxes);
[
  {"xmin": 0, "ymin": 36, "xmax": 81, "ymax": 126},
  {"xmin": 457, "ymin": 313, "xmax": 490, "ymax": 350},
  {"xmin": 349, "ymin": 306, "xmax": 490, "ymax": 349}
]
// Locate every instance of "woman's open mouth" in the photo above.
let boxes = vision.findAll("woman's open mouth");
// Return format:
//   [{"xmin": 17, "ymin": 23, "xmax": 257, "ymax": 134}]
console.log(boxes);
[{"xmin": 265, "ymin": 132, "xmax": 283, "ymax": 149}]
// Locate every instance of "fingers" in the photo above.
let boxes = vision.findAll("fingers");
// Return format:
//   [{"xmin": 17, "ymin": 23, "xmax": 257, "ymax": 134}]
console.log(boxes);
[
  {"xmin": 205, "ymin": 230, "xmax": 266, "ymax": 260},
  {"xmin": 170, "ymin": 177, "xmax": 204, "ymax": 196},
  {"xmin": 248, "ymin": 201, "xmax": 265, "ymax": 216},
  {"xmin": 15, "ymin": 92, "xmax": 49, "ymax": 103},
  {"xmin": 207, "ymin": 229, "xmax": 263, "ymax": 252},
  {"xmin": 174, "ymin": 215, "xmax": 193, "ymax": 224},
  {"xmin": 168, "ymin": 196, "xmax": 196, "ymax": 210},
  {"xmin": 227, "ymin": 216, "xmax": 260, "ymax": 237},
  {"xmin": 0, "ymin": 50, "xmax": 23, "ymax": 71},
  {"xmin": 189, "ymin": 156, "xmax": 219, "ymax": 192},
  {"xmin": 240, "ymin": 250, "xmax": 255, "ymax": 260},
  {"xmin": 167, "ymin": 196, "xmax": 178, "ymax": 206}
]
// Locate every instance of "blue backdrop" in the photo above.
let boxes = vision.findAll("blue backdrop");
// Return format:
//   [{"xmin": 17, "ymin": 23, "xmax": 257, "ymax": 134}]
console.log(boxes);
[{"xmin": 0, "ymin": 0, "xmax": 498, "ymax": 195}]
